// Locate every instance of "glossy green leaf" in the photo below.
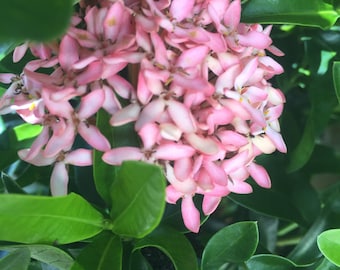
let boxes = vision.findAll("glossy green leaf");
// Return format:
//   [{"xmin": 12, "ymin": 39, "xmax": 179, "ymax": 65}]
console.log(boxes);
[
  {"xmin": 242, "ymin": 0, "xmax": 339, "ymax": 29},
  {"xmin": 13, "ymin": 123, "xmax": 42, "ymax": 141},
  {"xmin": 93, "ymin": 109, "xmax": 116, "ymax": 205},
  {"xmin": 201, "ymin": 221, "xmax": 259, "ymax": 269},
  {"xmin": 110, "ymin": 161, "xmax": 166, "ymax": 238},
  {"xmin": 287, "ymin": 67, "xmax": 337, "ymax": 172},
  {"xmin": 93, "ymin": 110, "xmax": 140, "ymax": 205},
  {"xmin": 250, "ymin": 213, "xmax": 278, "ymax": 253},
  {"xmin": 1, "ymin": 245, "xmax": 73, "ymax": 269},
  {"xmin": 246, "ymin": 254, "xmax": 298, "ymax": 270},
  {"xmin": 0, "ymin": 248, "xmax": 30, "ymax": 270},
  {"xmin": 288, "ymin": 195, "xmax": 340, "ymax": 265},
  {"xmin": 229, "ymin": 186, "xmax": 307, "ymax": 226},
  {"xmin": 71, "ymin": 232, "xmax": 122, "ymax": 270},
  {"xmin": 316, "ymin": 257, "xmax": 340, "ymax": 270},
  {"xmin": 0, "ymin": 0, "xmax": 73, "ymax": 41},
  {"xmin": 333, "ymin": 61, "xmax": 340, "ymax": 104},
  {"xmin": 134, "ymin": 226, "xmax": 198, "ymax": 270},
  {"xmin": 93, "ymin": 110, "xmax": 116, "ymax": 203},
  {"xmin": 317, "ymin": 229, "xmax": 340, "ymax": 267},
  {"xmin": 129, "ymin": 250, "xmax": 153, "ymax": 270},
  {"xmin": 0, "ymin": 193, "xmax": 104, "ymax": 244}
]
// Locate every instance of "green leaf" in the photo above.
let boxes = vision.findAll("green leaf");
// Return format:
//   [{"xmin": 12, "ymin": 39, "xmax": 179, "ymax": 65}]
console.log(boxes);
[
  {"xmin": 242, "ymin": 0, "xmax": 339, "ymax": 29},
  {"xmin": 110, "ymin": 161, "xmax": 166, "ymax": 238},
  {"xmin": 129, "ymin": 250, "xmax": 153, "ymax": 270},
  {"xmin": 0, "ymin": 0, "xmax": 73, "ymax": 41},
  {"xmin": 0, "ymin": 245, "xmax": 74, "ymax": 270},
  {"xmin": 246, "ymin": 254, "xmax": 298, "ymax": 270},
  {"xmin": 229, "ymin": 186, "xmax": 307, "ymax": 226},
  {"xmin": 133, "ymin": 226, "xmax": 199, "ymax": 270},
  {"xmin": 317, "ymin": 229, "xmax": 340, "ymax": 267},
  {"xmin": 0, "ymin": 43, "xmax": 17, "ymax": 62},
  {"xmin": 0, "ymin": 193, "xmax": 104, "ymax": 244},
  {"xmin": 0, "ymin": 150, "xmax": 18, "ymax": 170},
  {"xmin": 13, "ymin": 123, "xmax": 43, "ymax": 141},
  {"xmin": 201, "ymin": 221, "xmax": 259, "ymax": 269},
  {"xmin": 71, "ymin": 232, "xmax": 122, "ymax": 270},
  {"xmin": 316, "ymin": 257, "xmax": 340, "ymax": 270},
  {"xmin": 287, "ymin": 70, "xmax": 337, "ymax": 172},
  {"xmin": 288, "ymin": 194, "xmax": 340, "ymax": 265},
  {"xmin": 1, "ymin": 173, "xmax": 26, "ymax": 194},
  {"xmin": 0, "ymin": 248, "xmax": 30, "ymax": 270},
  {"xmin": 333, "ymin": 61, "xmax": 340, "ymax": 105},
  {"xmin": 93, "ymin": 109, "xmax": 116, "ymax": 205}
]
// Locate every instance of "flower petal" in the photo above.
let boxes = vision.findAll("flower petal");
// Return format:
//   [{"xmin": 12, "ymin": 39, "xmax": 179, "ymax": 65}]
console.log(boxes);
[
  {"xmin": 102, "ymin": 147, "xmax": 143, "ymax": 165},
  {"xmin": 44, "ymin": 123, "xmax": 75, "ymax": 157},
  {"xmin": 110, "ymin": 103, "xmax": 141, "ymax": 126},
  {"xmin": 181, "ymin": 195, "xmax": 200, "ymax": 233},
  {"xmin": 138, "ymin": 123, "xmax": 159, "ymax": 149},
  {"xmin": 185, "ymin": 133, "xmax": 219, "ymax": 155},
  {"xmin": 222, "ymin": 150, "xmax": 249, "ymax": 174},
  {"xmin": 78, "ymin": 123, "xmax": 111, "ymax": 151},
  {"xmin": 234, "ymin": 57, "xmax": 258, "ymax": 90},
  {"xmin": 247, "ymin": 162, "xmax": 271, "ymax": 188},
  {"xmin": 78, "ymin": 89, "xmax": 105, "ymax": 119},
  {"xmin": 65, "ymin": 149, "xmax": 93, "ymax": 166},
  {"xmin": 166, "ymin": 185, "xmax": 182, "ymax": 204},
  {"xmin": 174, "ymin": 158, "xmax": 193, "ymax": 181},
  {"xmin": 203, "ymin": 161, "xmax": 227, "ymax": 186},
  {"xmin": 50, "ymin": 162, "xmax": 69, "ymax": 196},
  {"xmin": 160, "ymin": 123, "xmax": 182, "ymax": 141},
  {"xmin": 59, "ymin": 35, "xmax": 79, "ymax": 70},
  {"xmin": 167, "ymin": 100, "xmax": 197, "ymax": 133},
  {"xmin": 170, "ymin": 0, "xmax": 195, "ymax": 21},
  {"xmin": 155, "ymin": 143, "xmax": 195, "ymax": 160},
  {"xmin": 76, "ymin": 61, "xmax": 103, "ymax": 85},
  {"xmin": 135, "ymin": 99, "xmax": 165, "ymax": 130},
  {"xmin": 202, "ymin": 195, "xmax": 221, "ymax": 215}
]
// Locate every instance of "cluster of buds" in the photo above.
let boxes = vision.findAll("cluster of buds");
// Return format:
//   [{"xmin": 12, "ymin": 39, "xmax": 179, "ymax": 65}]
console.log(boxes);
[{"xmin": 0, "ymin": 0, "xmax": 286, "ymax": 232}]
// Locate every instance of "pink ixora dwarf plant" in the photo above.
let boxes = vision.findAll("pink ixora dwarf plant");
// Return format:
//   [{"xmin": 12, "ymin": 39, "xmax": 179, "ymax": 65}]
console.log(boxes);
[{"xmin": 0, "ymin": 0, "xmax": 286, "ymax": 233}]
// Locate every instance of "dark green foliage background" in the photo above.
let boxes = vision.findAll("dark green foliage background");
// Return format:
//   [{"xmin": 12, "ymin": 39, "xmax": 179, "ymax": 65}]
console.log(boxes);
[{"xmin": 1, "ymin": 0, "xmax": 340, "ymax": 269}]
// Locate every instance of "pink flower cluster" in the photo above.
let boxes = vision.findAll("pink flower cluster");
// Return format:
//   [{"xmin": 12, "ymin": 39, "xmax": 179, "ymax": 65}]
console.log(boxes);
[{"xmin": 0, "ymin": 0, "xmax": 286, "ymax": 232}]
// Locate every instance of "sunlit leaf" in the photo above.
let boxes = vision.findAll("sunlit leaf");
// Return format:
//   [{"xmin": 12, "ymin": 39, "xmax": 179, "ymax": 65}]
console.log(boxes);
[
  {"xmin": 201, "ymin": 221, "xmax": 258, "ymax": 269},
  {"xmin": 0, "ymin": 245, "xmax": 74, "ymax": 270},
  {"xmin": 0, "ymin": 248, "xmax": 30, "ymax": 270},
  {"xmin": 0, "ymin": 43, "xmax": 17, "ymax": 62},
  {"xmin": 110, "ymin": 161, "xmax": 166, "ymax": 238},
  {"xmin": 134, "ymin": 226, "xmax": 199, "ymax": 270},
  {"xmin": 13, "ymin": 123, "xmax": 43, "ymax": 141},
  {"xmin": 316, "ymin": 257, "xmax": 340, "ymax": 270},
  {"xmin": 317, "ymin": 229, "xmax": 340, "ymax": 267},
  {"xmin": 0, "ymin": 193, "xmax": 104, "ymax": 244},
  {"xmin": 242, "ymin": 0, "xmax": 339, "ymax": 29}
]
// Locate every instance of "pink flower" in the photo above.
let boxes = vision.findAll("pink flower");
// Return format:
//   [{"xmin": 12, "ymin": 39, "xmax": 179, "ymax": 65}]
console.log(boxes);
[
  {"xmin": 18, "ymin": 148, "xmax": 92, "ymax": 196},
  {"xmin": 0, "ymin": 0, "xmax": 287, "ymax": 233}
]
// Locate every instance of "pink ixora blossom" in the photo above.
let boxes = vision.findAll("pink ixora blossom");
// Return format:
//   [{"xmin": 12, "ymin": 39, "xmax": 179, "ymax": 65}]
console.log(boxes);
[{"xmin": 0, "ymin": 0, "xmax": 286, "ymax": 233}]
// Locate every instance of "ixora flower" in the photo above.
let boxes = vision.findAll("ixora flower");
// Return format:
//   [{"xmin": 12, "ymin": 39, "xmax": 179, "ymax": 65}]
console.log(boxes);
[{"xmin": 0, "ymin": 0, "xmax": 286, "ymax": 233}]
